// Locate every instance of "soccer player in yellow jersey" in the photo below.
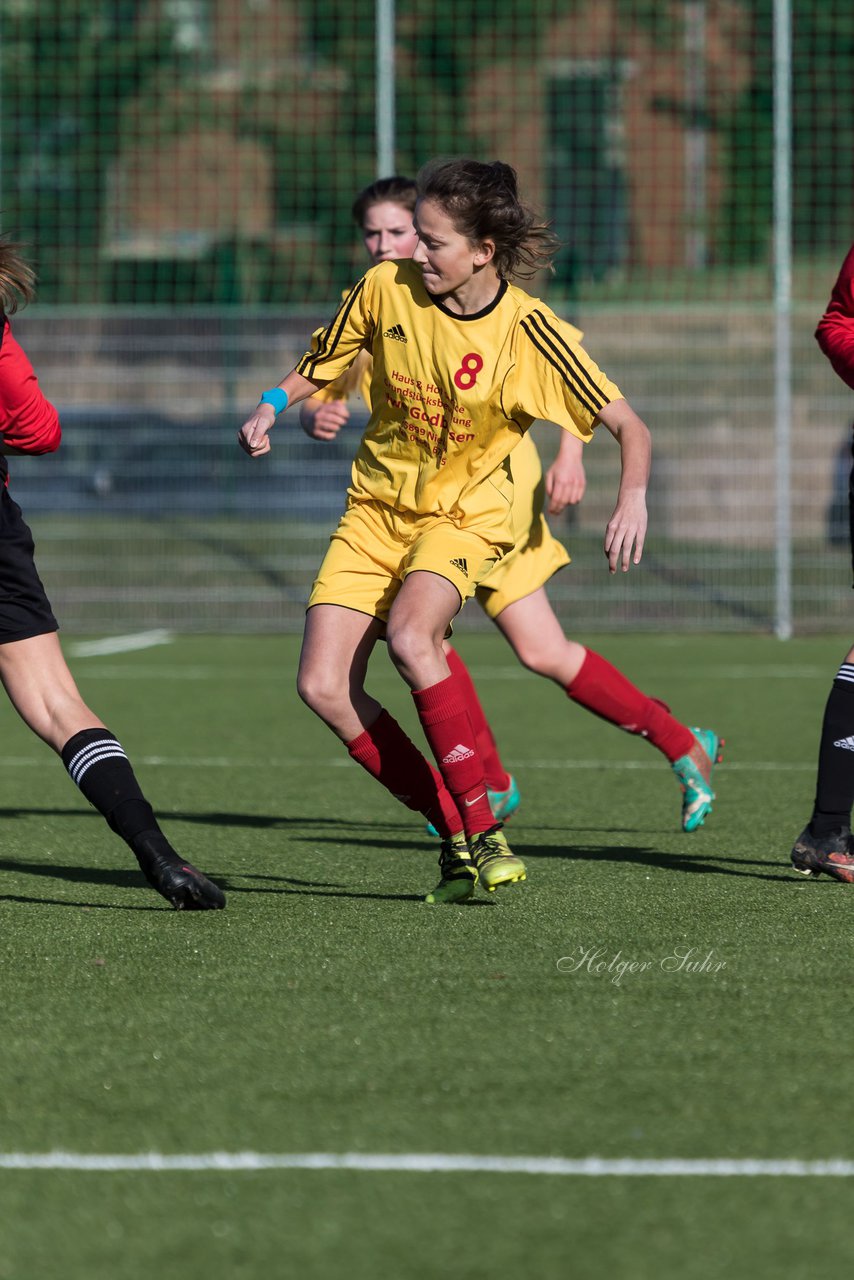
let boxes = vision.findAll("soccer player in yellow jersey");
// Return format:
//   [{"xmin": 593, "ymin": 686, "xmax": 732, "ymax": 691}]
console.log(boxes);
[
  {"xmin": 302, "ymin": 176, "xmax": 724, "ymax": 842},
  {"xmin": 301, "ymin": 177, "xmax": 524, "ymax": 825},
  {"xmin": 239, "ymin": 158, "xmax": 652, "ymax": 904}
]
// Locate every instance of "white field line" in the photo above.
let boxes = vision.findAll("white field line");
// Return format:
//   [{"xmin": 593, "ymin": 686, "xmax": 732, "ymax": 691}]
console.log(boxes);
[
  {"xmin": 68, "ymin": 663, "xmax": 831, "ymax": 681},
  {"xmin": 68, "ymin": 630, "xmax": 174, "ymax": 658},
  {"xmin": 0, "ymin": 1152, "xmax": 853, "ymax": 1176},
  {"xmin": 0, "ymin": 756, "xmax": 815, "ymax": 771}
]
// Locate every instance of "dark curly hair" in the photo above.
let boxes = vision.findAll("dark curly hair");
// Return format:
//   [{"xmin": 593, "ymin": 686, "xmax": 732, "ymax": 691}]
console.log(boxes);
[{"xmin": 416, "ymin": 158, "xmax": 559, "ymax": 280}]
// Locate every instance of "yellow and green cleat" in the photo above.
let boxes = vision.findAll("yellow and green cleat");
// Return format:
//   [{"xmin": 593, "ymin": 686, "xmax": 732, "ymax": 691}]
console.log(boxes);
[
  {"xmin": 469, "ymin": 825, "xmax": 527, "ymax": 893},
  {"xmin": 425, "ymin": 833, "xmax": 479, "ymax": 904}
]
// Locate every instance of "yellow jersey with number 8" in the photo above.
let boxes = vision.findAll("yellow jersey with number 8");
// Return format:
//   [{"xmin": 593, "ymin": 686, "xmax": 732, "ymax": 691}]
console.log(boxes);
[{"xmin": 297, "ymin": 259, "xmax": 620, "ymax": 550}]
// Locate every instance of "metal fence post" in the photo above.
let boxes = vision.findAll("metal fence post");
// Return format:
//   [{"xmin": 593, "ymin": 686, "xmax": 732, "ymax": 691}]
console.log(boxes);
[
  {"xmin": 774, "ymin": 0, "xmax": 793, "ymax": 639},
  {"xmin": 376, "ymin": 0, "xmax": 396, "ymax": 177}
]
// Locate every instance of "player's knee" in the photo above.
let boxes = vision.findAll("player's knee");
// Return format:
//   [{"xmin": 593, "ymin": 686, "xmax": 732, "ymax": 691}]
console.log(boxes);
[
  {"xmin": 296, "ymin": 665, "xmax": 345, "ymax": 719},
  {"xmin": 386, "ymin": 621, "xmax": 437, "ymax": 682},
  {"xmin": 511, "ymin": 635, "xmax": 550, "ymax": 675},
  {"xmin": 511, "ymin": 635, "xmax": 584, "ymax": 684}
]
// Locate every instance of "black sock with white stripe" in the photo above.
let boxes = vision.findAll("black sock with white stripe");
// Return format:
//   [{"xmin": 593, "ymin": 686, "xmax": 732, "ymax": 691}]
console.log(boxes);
[
  {"xmin": 810, "ymin": 663, "xmax": 854, "ymax": 837},
  {"xmin": 61, "ymin": 728, "xmax": 225, "ymax": 910},
  {"xmin": 61, "ymin": 728, "xmax": 160, "ymax": 843}
]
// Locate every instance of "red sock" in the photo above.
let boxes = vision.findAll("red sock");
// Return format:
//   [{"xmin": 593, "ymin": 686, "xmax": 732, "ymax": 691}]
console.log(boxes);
[
  {"xmin": 347, "ymin": 709, "xmax": 462, "ymax": 838},
  {"xmin": 566, "ymin": 649, "xmax": 694, "ymax": 762},
  {"xmin": 412, "ymin": 675, "xmax": 495, "ymax": 836},
  {"xmin": 445, "ymin": 645, "xmax": 511, "ymax": 791}
]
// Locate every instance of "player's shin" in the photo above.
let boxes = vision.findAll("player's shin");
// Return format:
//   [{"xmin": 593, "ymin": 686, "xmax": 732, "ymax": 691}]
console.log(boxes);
[
  {"xmin": 347, "ymin": 708, "xmax": 463, "ymax": 836},
  {"xmin": 411, "ymin": 676, "xmax": 495, "ymax": 836},
  {"xmin": 444, "ymin": 645, "xmax": 511, "ymax": 791},
  {"xmin": 566, "ymin": 648, "xmax": 694, "ymax": 760}
]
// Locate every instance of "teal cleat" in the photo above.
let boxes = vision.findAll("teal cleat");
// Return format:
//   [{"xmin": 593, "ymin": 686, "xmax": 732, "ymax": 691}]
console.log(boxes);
[
  {"xmin": 488, "ymin": 775, "xmax": 521, "ymax": 823},
  {"xmin": 425, "ymin": 775, "xmax": 520, "ymax": 838},
  {"xmin": 671, "ymin": 728, "xmax": 724, "ymax": 832},
  {"xmin": 425, "ymin": 834, "xmax": 478, "ymax": 904}
]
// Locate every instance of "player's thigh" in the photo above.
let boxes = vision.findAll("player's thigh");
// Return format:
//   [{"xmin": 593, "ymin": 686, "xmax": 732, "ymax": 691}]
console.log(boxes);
[
  {"xmin": 385, "ymin": 571, "xmax": 462, "ymax": 688},
  {"xmin": 493, "ymin": 586, "xmax": 585, "ymax": 684},
  {"xmin": 298, "ymin": 603, "xmax": 383, "ymax": 699},
  {"xmin": 0, "ymin": 631, "xmax": 102, "ymax": 748},
  {"xmin": 388, "ymin": 571, "xmax": 462, "ymax": 645}
]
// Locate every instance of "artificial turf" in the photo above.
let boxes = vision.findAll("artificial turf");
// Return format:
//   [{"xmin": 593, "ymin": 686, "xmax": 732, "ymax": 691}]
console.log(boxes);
[{"xmin": 1, "ymin": 632, "xmax": 853, "ymax": 1279}]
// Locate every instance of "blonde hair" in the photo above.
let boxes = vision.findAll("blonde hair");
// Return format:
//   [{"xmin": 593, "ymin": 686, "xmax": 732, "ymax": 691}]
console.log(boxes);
[{"xmin": 0, "ymin": 236, "xmax": 36, "ymax": 314}]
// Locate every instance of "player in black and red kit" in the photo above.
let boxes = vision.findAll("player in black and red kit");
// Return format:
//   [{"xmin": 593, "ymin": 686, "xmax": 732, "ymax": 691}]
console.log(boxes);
[
  {"xmin": 791, "ymin": 243, "xmax": 854, "ymax": 882},
  {"xmin": 0, "ymin": 235, "xmax": 224, "ymax": 910}
]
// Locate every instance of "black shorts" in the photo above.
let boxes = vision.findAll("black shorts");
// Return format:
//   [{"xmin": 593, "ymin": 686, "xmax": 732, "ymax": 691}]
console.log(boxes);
[
  {"xmin": 0, "ymin": 483, "xmax": 59, "ymax": 643},
  {"xmin": 848, "ymin": 430, "xmax": 854, "ymax": 587}
]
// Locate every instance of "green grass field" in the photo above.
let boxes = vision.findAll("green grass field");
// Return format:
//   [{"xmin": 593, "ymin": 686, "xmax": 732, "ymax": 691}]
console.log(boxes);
[{"xmin": 2, "ymin": 631, "xmax": 854, "ymax": 1279}]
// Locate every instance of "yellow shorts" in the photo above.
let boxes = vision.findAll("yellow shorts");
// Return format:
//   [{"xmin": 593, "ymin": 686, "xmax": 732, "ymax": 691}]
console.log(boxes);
[
  {"xmin": 475, "ymin": 512, "xmax": 570, "ymax": 619},
  {"xmin": 475, "ymin": 440, "xmax": 571, "ymax": 619},
  {"xmin": 309, "ymin": 499, "xmax": 501, "ymax": 623}
]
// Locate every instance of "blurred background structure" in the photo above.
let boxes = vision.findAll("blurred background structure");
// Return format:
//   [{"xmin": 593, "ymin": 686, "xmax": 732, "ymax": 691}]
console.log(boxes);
[{"xmin": 1, "ymin": 0, "xmax": 853, "ymax": 634}]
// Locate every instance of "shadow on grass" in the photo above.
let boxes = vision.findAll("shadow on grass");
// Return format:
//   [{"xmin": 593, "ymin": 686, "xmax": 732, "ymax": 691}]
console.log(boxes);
[
  {"xmin": 0, "ymin": 805, "xmax": 415, "ymax": 833},
  {"xmin": 262, "ymin": 828, "xmax": 796, "ymax": 885},
  {"xmin": 0, "ymin": 858, "xmax": 191, "ymax": 910},
  {"xmin": 524, "ymin": 840, "xmax": 797, "ymax": 882},
  {"xmin": 0, "ymin": 857, "xmax": 454, "ymax": 907},
  {"xmin": 3, "ymin": 808, "xmax": 804, "ymax": 890}
]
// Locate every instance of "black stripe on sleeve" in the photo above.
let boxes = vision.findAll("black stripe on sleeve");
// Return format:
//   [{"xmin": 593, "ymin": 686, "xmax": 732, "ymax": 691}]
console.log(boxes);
[
  {"xmin": 297, "ymin": 277, "xmax": 368, "ymax": 380},
  {"xmin": 527, "ymin": 308, "xmax": 606, "ymax": 412},
  {"xmin": 532, "ymin": 311, "xmax": 611, "ymax": 409},
  {"xmin": 520, "ymin": 311, "xmax": 609, "ymax": 418}
]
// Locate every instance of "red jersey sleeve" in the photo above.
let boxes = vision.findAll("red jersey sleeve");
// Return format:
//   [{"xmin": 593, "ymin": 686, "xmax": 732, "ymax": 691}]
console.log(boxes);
[
  {"xmin": 0, "ymin": 317, "xmax": 62, "ymax": 454},
  {"xmin": 816, "ymin": 244, "xmax": 854, "ymax": 392}
]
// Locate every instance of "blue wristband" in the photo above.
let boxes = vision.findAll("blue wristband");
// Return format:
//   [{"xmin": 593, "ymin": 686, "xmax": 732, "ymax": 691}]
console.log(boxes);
[{"xmin": 259, "ymin": 387, "xmax": 289, "ymax": 416}]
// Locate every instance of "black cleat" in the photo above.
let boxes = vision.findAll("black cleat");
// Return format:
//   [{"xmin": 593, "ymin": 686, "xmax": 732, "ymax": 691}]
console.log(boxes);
[
  {"xmin": 791, "ymin": 825, "xmax": 854, "ymax": 884},
  {"xmin": 133, "ymin": 832, "xmax": 226, "ymax": 910}
]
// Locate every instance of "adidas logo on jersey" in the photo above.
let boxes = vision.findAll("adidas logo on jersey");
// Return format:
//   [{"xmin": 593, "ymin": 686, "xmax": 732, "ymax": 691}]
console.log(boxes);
[
  {"xmin": 442, "ymin": 743, "xmax": 475, "ymax": 764},
  {"xmin": 450, "ymin": 557, "xmax": 469, "ymax": 577},
  {"xmin": 834, "ymin": 735, "xmax": 854, "ymax": 752},
  {"xmin": 383, "ymin": 323, "xmax": 407, "ymax": 343}
]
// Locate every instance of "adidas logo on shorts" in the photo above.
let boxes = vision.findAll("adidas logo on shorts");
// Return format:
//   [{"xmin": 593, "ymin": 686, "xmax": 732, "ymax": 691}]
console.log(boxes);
[
  {"xmin": 834, "ymin": 735, "xmax": 854, "ymax": 752},
  {"xmin": 383, "ymin": 323, "xmax": 407, "ymax": 343},
  {"xmin": 443, "ymin": 743, "xmax": 475, "ymax": 764},
  {"xmin": 450, "ymin": 557, "xmax": 469, "ymax": 577}
]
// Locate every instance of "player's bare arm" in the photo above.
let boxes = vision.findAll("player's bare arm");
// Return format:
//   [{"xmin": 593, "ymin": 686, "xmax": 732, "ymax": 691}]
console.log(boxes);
[
  {"xmin": 238, "ymin": 370, "xmax": 327, "ymax": 457},
  {"xmin": 596, "ymin": 398, "xmax": 651, "ymax": 574},
  {"xmin": 544, "ymin": 428, "xmax": 586, "ymax": 515}
]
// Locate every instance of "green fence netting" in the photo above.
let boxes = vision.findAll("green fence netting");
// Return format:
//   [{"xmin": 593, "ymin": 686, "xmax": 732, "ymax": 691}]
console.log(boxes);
[{"xmin": 2, "ymin": 1, "xmax": 854, "ymax": 633}]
